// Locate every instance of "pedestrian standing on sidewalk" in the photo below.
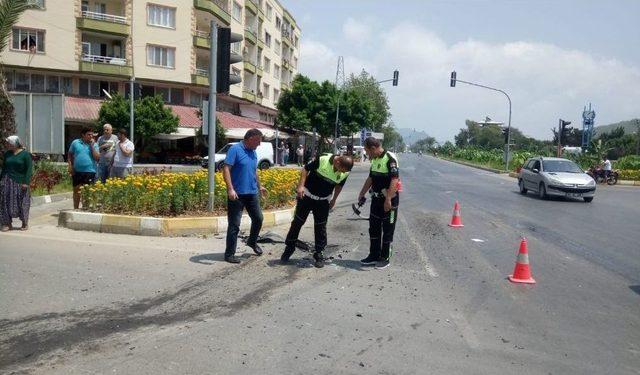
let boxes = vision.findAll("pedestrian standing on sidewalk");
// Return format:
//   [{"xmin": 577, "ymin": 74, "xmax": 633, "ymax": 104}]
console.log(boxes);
[
  {"xmin": 110, "ymin": 129, "xmax": 135, "ymax": 179},
  {"xmin": 222, "ymin": 129, "xmax": 268, "ymax": 264},
  {"xmin": 283, "ymin": 144, "xmax": 290, "ymax": 165},
  {"xmin": 296, "ymin": 145, "xmax": 304, "ymax": 167},
  {"xmin": 96, "ymin": 123, "xmax": 118, "ymax": 183},
  {"xmin": 68, "ymin": 126, "xmax": 100, "ymax": 209},
  {"xmin": 281, "ymin": 154, "xmax": 353, "ymax": 267},
  {"xmin": 357, "ymin": 137, "xmax": 400, "ymax": 269},
  {"xmin": 0, "ymin": 136, "xmax": 33, "ymax": 232}
]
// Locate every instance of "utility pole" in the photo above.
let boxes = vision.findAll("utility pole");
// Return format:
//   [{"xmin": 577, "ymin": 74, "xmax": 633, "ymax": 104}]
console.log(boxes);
[
  {"xmin": 207, "ymin": 21, "xmax": 218, "ymax": 211},
  {"xmin": 450, "ymin": 71, "xmax": 511, "ymax": 171},
  {"xmin": 333, "ymin": 56, "xmax": 345, "ymax": 154},
  {"xmin": 129, "ymin": 5, "xmax": 135, "ymax": 162}
]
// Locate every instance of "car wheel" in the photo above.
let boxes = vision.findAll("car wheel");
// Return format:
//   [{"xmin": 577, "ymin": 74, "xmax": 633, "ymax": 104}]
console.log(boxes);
[
  {"xmin": 538, "ymin": 183, "xmax": 548, "ymax": 200},
  {"xmin": 518, "ymin": 179, "xmax": 528, "ymax": 194},
  {"xmin": 583, "ymin": 197, "xmax": 594, "ymax": 203},
  {"xmin": 259, "ymin": 160, "xmax": 271, "ymax": 170}
]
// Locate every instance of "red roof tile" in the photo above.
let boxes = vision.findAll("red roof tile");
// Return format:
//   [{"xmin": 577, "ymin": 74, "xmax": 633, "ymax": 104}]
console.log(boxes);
[{"xmin": 63, "ymin": 96, "xmax": 274, "ymax": 131}]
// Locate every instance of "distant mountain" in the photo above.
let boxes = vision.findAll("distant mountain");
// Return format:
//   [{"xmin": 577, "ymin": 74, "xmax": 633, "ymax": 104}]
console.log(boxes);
[
  {"xmin": 594, "ymin": 119, "xmax": 640, "ymax": 136},
  {"xmin": 397, "ymin": 128, "xmax": 432, "ymax": 146}
]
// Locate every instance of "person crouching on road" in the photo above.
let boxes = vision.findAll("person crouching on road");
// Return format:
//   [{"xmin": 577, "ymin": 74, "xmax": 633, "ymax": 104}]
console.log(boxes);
[
  {"xmin": 1, "ymin": 136, "xmax": 33, "ymax": 232},
  {"xmin": 281, "ymin": 154, "xmax": 354, "ymax": 268},
  {"xmin": 358, "ymin": 137, "xmax": 400, "ymax": 270},
  {"xmin": 222, "ymin": 129, "xmax": 268, "ymax": 264}
]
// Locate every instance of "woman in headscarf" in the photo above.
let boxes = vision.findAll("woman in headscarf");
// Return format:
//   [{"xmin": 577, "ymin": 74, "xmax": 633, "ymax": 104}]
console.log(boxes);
[{"xmin": 1, "ymin": 136, "xmax": 33, "ymax": 231}]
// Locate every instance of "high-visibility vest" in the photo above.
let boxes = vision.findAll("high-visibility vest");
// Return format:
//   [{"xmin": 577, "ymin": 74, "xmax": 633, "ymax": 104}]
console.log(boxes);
[{"xmin": 316, "ymin": 154, "xmax": 349, "ymax": 185}]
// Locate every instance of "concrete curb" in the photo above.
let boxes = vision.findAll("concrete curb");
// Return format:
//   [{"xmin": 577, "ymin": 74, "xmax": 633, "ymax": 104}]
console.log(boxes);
[
  {"xmin": 58, "ymin": 207, "xmax": 295, "ymax": 237},
  {"xmin": 31, "ymin": 192, "xmax": 73, "ymax": 207}
]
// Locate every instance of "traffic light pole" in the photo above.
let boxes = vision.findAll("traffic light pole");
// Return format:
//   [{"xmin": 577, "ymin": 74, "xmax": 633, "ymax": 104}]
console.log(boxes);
[
  {"xmin": 207, "ymin": 21, "xmax": 218, "ymax": 212},
  {"xmin": 557, "ymin": 119, "xmax": 562, "ymax": 157},
  {"xmin": 453, "ymin": 77, "xmax": 512, "ymax": 171}
]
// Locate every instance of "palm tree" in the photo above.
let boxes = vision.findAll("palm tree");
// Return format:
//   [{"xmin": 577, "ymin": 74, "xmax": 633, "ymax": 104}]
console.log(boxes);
[{"xmin": 1, "ymin": 0, "xmax": 34, "ymax": 159}]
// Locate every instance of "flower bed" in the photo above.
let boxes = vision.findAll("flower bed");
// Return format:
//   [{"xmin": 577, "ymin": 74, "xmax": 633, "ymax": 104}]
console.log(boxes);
[{"xmin": 80, "ymin": 169, "xmax": 300, "ymax": 216}]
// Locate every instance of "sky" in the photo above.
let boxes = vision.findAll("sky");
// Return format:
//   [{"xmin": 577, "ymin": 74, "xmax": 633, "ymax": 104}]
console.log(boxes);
[{"xmin": 285, "ymin": 0, "xmax": 640, "ymax": 142}]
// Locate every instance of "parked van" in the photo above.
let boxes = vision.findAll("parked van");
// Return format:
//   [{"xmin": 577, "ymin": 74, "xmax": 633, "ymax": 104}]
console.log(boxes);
[{"xmin": 202, "ymin": 142, "xmax": 274, "ymax": 170}]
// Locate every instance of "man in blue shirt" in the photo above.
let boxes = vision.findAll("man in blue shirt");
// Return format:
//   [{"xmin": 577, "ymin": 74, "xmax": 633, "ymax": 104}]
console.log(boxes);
[
  {"xmin": 222, "ymin": 129, "xmax": 267, "ymax": 264},
  {"xmin": 68, "ymin": 126, "xmax": 100, "ymax": 209}
]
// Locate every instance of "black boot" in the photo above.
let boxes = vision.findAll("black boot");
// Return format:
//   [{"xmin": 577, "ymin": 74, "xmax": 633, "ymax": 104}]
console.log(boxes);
[
  {"xmin": 281, "ymin": 246, "xmax": 296, "ymax": 263},
  {"xmin": 313, "ymin": 252, "xmax": 325, "ymax": 268}
]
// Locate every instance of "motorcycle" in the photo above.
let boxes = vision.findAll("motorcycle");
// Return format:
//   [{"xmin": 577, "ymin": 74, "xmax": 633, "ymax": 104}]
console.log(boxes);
[{"xmin": 587, "ymin": 166, "xmax": 618, "ymax": 185}]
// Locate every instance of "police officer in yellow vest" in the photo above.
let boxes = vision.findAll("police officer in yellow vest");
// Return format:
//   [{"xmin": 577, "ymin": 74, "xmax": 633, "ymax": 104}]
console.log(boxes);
[
  {"xmin": 281, "ymin": 154, "xmax": 354, "ymax": 268},
  {"xmin": 357, "ymin": 137, "xmax": 400, "ymax": 269}
]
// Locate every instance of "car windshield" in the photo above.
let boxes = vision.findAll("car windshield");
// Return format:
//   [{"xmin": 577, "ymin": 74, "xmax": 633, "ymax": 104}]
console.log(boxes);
[
  {"xmin": 542, "ymin": 160, "xmax": 582, "ymax": 173},
  {"xmin": 217, "ymin": 144, "xmax": 232, "ymax": 154}
]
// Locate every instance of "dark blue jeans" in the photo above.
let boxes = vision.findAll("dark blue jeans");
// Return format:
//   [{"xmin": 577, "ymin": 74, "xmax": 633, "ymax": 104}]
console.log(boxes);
[{"xmin": 225, "ymin": 194, "xmax": 263, "ymax": 258}]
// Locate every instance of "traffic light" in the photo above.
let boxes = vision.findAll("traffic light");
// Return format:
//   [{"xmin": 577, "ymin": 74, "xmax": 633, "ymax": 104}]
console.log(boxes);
[
  {"xmin": 450, "ymin": 71, "xmax": 457, "ymax": 87},
  {"xmin": 217, "ymin": 27, "xmax": 243, "ymax": 94},
  {"xmin": 502, "ymin": 127, "xmax": 510, "ymax": 143},
  {"xmin": 392, "ymin": 70, "xmax": 399, "ymax": 86},
  {"xmin": 559, "ymin": 119, "xmax": 571, "ymax": 144}
]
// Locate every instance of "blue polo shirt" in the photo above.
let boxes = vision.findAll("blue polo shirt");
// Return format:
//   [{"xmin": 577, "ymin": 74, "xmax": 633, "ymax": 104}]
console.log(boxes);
[
  {"xmin": 225, "ymin": 142, "xmax": 258, "ymax": 194},
  {"xmin": 69, "ymin": 139, "xmax": 99, "ymax": 173}
]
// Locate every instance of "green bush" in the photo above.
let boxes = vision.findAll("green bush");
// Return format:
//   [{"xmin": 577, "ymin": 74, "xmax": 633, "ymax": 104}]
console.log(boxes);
[
  {"xmin": 614, "ymin": 155, "xmax": 640, "ymax": 170},
  {"xmin": 618, "ymin": 169, "xmax": 640, "ymax": 180}
]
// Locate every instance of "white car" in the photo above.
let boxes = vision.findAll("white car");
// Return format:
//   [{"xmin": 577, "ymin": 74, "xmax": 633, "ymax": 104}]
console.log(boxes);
[
  {"xmin": 202, "ymin": 142, "xmax": 274, "ymax": 170},
  {"xmin": 518, "ymin": 157, "xmax": 596, "ymax": 202}
]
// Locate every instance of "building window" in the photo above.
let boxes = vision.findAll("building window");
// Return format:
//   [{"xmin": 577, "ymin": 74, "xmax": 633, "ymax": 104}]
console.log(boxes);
[
  {"xmin": 147, "ymin": 45, "xmax": 175, "ymax": 68},
  {"xmin": 31, "ymin": 74, "xmax": 45, "ymax": 92},
  {"xmin": 79, "ymin": 79, "xmax": 116, "ymax": 97},
  {"xmin": 28, "ymin": 0, "xmax": 45, "ymax": 9},
  {"xmin": 275, "ymin": 16, "xmax": 281, "ymax": 29},
  {"xmin": 293, "ymin": 56, "xmax": 298, "ymax": 69},
  {"xmin": 273, "ymin": 88, "xmax": 279, "ymax": 102},
  {"xmin": 263, "ymin": 83, "xmax": 270, "ymax": 99},
  {"xmin": 171, "ymin": 88, "xmax": 184, "ymax": 104},
  {"xmin": 232, "ymin": 67, "xmax": 241, "ymax": 77},
  {"xmin": 190, "ymin": 91, "xmax": 202, "ymax": 106},
  {"xmin": 156, "ymin": 87, "xmax": 170, "ymax": 102},
  {"xmin": 264, "ymin": 32, "xmax": 271, "ymax": 47},
  {"xmin": 62, "ymin": 77, "xmax": 73, "ymax": 94},
  {"xmin": 12, "ymin": 28, "xmax": 45, "ymax": 53},
  {"xmin": 232, "ymin": 2, "xmax": 242, "ymax": 22},
  {"xmin": 263, "ymin": 57, "xmax": 270, "ymax": 73},
  {"xmin": 266, "ymin": 3, "xmax": 272, "ymax": 20},
  {"xmin": 274, "ymin": 40, "xmax": 280, "ymax": 55},
  {"xmin": 232, "ymin": 41, "xmax": 240, "ymax": 54},
  {"xmin": 15, "ymin": 73, "xmax": 29, "ymax": 91},
  {"xmin": 5, "ymin": 71, "xmax": 14, "ymax": 90},
  {"xmin": 46, "ymin": 76, "xmax": 59, "ymax": 93},
  {"xmin": 148, "ymin": 4, "xmax": 176, "ymax": 28},
  {"xmin": 274, "ymin": 64, "xmax": 280, "ymax": 79}
]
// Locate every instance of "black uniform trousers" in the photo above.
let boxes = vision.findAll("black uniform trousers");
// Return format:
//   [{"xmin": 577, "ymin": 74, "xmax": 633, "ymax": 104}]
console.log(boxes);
[
  {"xmin": 368, "ymin": 194, "xmax": 399, "ymax": 260},
  {"xmin": 285, "ymin": 196, "xmax": 330, "ymax": 254}
]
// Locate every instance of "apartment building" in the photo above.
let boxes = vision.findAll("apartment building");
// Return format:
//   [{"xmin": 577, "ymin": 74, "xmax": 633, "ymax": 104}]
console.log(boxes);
[{"xmin": 1, "ymin": 0, "xmax": 301, "ymax": 149}]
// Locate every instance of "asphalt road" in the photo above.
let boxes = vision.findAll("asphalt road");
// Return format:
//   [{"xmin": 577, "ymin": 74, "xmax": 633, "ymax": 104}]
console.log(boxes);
[{"xmin": 1, "ymin": 157, "xmax": 639, "ymax": 374}]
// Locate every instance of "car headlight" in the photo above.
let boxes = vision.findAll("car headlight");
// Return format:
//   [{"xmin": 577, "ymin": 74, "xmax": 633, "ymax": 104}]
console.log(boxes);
[
  {"xmin": 548, "ymin": 177, "xmax": 563, "ymax": 185},
  {"xmin": 587, "ymin": 179, "xmax": 596, "ymax": 186}
]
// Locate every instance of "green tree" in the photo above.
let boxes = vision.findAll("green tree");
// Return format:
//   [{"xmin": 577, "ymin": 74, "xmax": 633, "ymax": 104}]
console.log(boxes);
[
  {"xmin": 195, "ymin": 110, "xmax": 226, "ymax": 151},
  {"xmin": 411, "ymin": 136, "xmax": 437, "ymax": 153},
  {"xmin": 344, "ymin": 70, "xmax": 390, "ymax": 132},
  {"xmin": 340, "ymin": 89, "xmax": 372, "ymax": 139},
  {"xmin": 0, "ymin": 0, "xmax": 36, "ymax": 161},
  {"xmin": 381, "ymin": 122, "xmax": 405, "ymax": 151},
  {"xmin": 97, "ymin": 94, "xmax": 179, "ymax": 149}
]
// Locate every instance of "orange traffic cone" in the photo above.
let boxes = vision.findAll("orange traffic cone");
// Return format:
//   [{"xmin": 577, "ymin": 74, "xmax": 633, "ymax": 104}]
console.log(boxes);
[
  {"xmin": 448, "ymin": 201, "xmax": 464, "ymax": 227},
  {"xmin": 508, "ymin": 238, "xmax": 536, "ymax": 284}
]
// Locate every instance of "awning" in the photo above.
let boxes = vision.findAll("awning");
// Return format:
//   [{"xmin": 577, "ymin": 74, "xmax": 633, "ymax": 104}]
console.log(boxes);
[
  {"xmin": 153, "ymin": 127, "xmax": 197, "ymax": 140},
  {"xmin": 223, "ymin": 128, "xmax": 290, "ymax": 140}
]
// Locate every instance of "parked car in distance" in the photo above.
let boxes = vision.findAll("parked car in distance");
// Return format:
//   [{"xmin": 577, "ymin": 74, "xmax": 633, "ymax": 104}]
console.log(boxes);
[
  {"xmin": 202, "ymin": 142, "xmax": 274, "ymax": 170},
  {"xmin": 518, "ymin": 157, "xmax": 596, "ymax": 202}
]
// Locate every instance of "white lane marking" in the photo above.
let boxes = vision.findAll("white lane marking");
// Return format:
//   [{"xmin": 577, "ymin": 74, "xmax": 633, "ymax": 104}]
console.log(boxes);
[
  {"xmin": 450, "ymin": 311, "xmax": 480, "ymax": 349},
  {"xmin": 471, "ymin": 239, "xmax": 485, "ymax": 243},
  {"xmin": 398, "ymin": 214, "xmax": 439, "ymax": 278}
]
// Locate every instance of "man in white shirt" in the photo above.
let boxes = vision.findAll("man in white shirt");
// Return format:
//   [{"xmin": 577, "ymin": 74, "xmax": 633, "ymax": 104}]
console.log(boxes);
[
  {"xmin": 96, "ymin": 123, "xmax": 118, "ymax": 183},
  {"xmin": 110, "ymin": 128, "xmax": 135, "ymax": 179},
  {"xmin": 603, "ymin": 157, "xmax": 612, "ymax": 179}
]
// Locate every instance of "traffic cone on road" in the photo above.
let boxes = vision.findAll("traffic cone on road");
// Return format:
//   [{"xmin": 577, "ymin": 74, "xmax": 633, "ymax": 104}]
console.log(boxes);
[
  {"xmin": 448, "ymin": 201, "xmax": 464, "ymax": 228},
  {"xmin": 508, "ymin": 238, "xmax": 536, "ymax": 284}
]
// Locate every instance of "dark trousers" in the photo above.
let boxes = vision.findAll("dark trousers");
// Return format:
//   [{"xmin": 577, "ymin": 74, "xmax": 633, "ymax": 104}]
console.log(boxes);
[
  {"xmin": 368, "ymin": 195, "xmax": 399, "ymax": 260},
  {"xmin": 225, "ymin": 194, "xmax": 263, "ymax": 258},
  {"xmin": 285, "ymin": 196, "xmax": 330, "ymax": 254}
]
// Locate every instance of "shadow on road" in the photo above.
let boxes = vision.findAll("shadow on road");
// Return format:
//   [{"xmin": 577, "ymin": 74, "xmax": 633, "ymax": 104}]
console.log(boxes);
[{"xmin": 189, "ymin": 253, "xmax": 227, "ymax": 265}]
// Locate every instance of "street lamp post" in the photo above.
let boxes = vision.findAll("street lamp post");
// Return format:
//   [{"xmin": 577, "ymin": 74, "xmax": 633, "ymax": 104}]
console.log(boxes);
[{"xmin": 450, "ymin": 71, "xmax": 512, "ymax": 171}]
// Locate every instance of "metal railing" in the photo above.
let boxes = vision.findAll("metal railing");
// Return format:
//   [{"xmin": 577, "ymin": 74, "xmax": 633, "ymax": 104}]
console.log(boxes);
[
  {"xmin": 211, "ymin": 0, "xmax": 229, "ymax": 12},
  {"xmin": 82, "ymin": 53, "xmax": 127, "ymax": 65},
  {"xmin": 195, "ymin": 68, "xmax": 209, "ymax": 76},
  {"xmin": 82, "ymin": 10, "xmax": 127, "ymax": 24}
]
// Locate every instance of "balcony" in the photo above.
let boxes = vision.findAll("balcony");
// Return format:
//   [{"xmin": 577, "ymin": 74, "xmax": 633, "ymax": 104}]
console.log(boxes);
[
  {"xmin": 245, "ymin": 0, "xmax": 258, "ymax": 15},
  {"xmin": 192, "ymin": 68, "xmax": 209, "ymax": 85},
  {"xmin": 281, "ymin": 28, "xmax": 293, "ymax": 48},
  {"xmin": 77, "ymin": 11, "xmax": 129, "ymax": 36},
  {"xmin": 256, "ymin": 65, "xmax": 263, "ymax": 76},
  {"xmin": 242, "ymin": 90, "xmax": 256, "ymax": 102},
  {"xmin": 194, "ymin": 0, "xmax": 231, "ymax": 26},
  {"xmin": 280, "ymin": 81, "xmax": 290, "ymax": 91},
  {"xmin": 244, "ymin": 61, "xmax": 256, "ymax": 74},
  {"xmin": 79, "ymin": 54, "xmax": 132, "ymax": 76},
  {"xmin": 244, "ymin": 28, "xmax": 257, "ymax": 45},
  {"xmin": 193, "ymin": 30, "xmax": 210, "ymax": 49},
  {"xmin": 283, "ymin": 9, "xmax": 296, "ymax": 28}
]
